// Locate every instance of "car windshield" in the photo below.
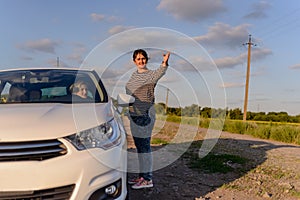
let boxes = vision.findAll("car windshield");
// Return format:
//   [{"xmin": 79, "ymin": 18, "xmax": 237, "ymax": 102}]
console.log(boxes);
[{"xmin": 0, "ymin": 69, "xmax": 108, "ymax": 104}]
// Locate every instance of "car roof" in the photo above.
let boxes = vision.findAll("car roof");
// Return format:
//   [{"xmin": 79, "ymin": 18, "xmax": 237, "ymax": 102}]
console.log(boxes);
[{"xmin": 0, "ymin": 67, "xmax": 95, "ymax": 73}]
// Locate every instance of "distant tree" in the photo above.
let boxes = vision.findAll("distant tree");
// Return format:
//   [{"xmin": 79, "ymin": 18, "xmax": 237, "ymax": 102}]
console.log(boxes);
[
  {"xmin": 168, "ymin": 107, "xmax": 181, "ymax": 116},
  {"xmin": 212, "ymin": 108, "xmax": 226, "ymax": 118},
  {"xmin": 292, "ymin": 115, "xmax": 300, "ymax": 123},
  {"xmin": 201, "ymin": 107, "xmax": 211, "ymax": 118},
  {"xmin": 174, "ymin": 107, "xmax": 182, "ymax": 116},
  {"xmin": 247, "ymin": 111, "xmax": 256, "ymax": 120},
  {"xmin": 154, "ymin": 103, "xmax": 300, "ymax": 123},
  {"xmin": 253, "ymin": 112, "xmax": 267, "ymax": 121},
  {"xmin": 265, "ymin": 111, "xmax": 289, "ymax": 122},
  {"xmin": 229, "ymin": 108, "xmax": 243, "ymax": 120},
  {"xmin": 182, "ymin": 104, "xmax": 199, "ymax": 117},
  {"xmin": 277, "ymin": 112, "xmax": 289, "ymax": 122}
]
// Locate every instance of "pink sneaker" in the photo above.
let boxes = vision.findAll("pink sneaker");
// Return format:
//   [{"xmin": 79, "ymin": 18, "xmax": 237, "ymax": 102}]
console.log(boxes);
[
  {"xmin": 128, "ymin": 177, "xmax": 143, "ymax": 185},
  {"xmin": 131, "ymin": 179, "xmax": 153, "ymax": 189}
]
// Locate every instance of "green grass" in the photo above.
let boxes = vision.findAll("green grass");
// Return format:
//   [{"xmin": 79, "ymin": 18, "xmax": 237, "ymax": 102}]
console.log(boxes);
[
  {"xmin": 291, "ymin": 190, "xmax": 300, "ymax": 198},
  {"xmin": 151, "ymin": 138, "xmax": 169, "ymax": 145},
  {"xmin": 157, "ymin": 114, "xmax": 300, "ymax": 145},
  {"xmin": 189, "ymin": 153, "xmax": 247, "ymax": 173}
]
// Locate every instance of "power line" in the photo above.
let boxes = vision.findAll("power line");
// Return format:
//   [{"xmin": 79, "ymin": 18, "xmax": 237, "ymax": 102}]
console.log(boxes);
[{"xmin": 255, "ymin": 8, "xmax": 300, "ymax": 41}]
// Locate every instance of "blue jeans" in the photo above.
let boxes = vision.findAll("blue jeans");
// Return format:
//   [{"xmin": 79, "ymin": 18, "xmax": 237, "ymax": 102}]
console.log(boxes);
[
  {"xmin": 132, "ymin": 136, "xmax": 153, "ymax": 181},
  {"xmin": 129, "ymin": 108, "xmax": 155, "ymax": 181}
]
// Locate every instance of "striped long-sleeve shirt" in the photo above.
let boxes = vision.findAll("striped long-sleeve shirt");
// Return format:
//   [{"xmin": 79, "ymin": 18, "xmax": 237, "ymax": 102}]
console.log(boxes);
[{"xmin": 126, "ymin": 65, "xmax": 168, "ymax": 116}]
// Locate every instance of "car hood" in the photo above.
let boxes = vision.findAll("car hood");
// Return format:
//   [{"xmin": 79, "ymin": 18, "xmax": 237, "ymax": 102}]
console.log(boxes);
[{"xmin": 0, "ymin": 102, "xmax": 114, "ymax": 142}]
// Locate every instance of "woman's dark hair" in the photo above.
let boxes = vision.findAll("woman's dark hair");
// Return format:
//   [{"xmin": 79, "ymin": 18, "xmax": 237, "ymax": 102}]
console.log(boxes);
[{"xmin": 132, "ymin": 49, "xmax": 148, "ymax": 63}]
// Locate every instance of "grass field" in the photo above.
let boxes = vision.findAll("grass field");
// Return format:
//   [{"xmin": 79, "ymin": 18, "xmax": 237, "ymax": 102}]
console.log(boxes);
[{"xmin": 157, "ymin": 114, "xmax": 300, "ymax": 145}]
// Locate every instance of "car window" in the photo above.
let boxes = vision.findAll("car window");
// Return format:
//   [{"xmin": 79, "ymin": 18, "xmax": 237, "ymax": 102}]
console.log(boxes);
[{"xmin": 0, "ymin": 69, "xmax": 108, "ymax": 104}]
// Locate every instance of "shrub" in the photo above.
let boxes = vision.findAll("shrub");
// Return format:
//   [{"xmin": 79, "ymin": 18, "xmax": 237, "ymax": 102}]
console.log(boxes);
[
  {"xmin": 269, "ymin": 125, "xmax": 300, "ymax": 144},
  {"xmin": 166, "ymin": 115, "xmax": 181, "ymax": 123},
  {"xmin": 223, "ymin": 120, "xmax": 248, "ymax": 134},
  {"xmin": 199, "ymin": 117, "xmax": 210, "ymax": 128},
  {"xmin": 252, "ymin": 125, "xmax": 272, "ymax": 139}
]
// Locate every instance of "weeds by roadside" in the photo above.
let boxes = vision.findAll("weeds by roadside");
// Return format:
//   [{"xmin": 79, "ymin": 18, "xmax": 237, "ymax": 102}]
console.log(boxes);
[{"xmin": 156, "ymin": 114, "xmax": 300, "ymax": 145}]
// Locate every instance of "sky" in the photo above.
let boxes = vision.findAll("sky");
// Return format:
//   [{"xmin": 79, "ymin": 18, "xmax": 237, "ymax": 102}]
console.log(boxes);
[{"xmin": 1, "ymin": 0, "xmax": 300, "ymax": 115}]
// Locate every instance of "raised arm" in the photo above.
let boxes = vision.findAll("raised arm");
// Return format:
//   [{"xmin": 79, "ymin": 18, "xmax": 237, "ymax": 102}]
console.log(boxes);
[{"xmin": 161, "ymin": 52, "xmax": 170, "ymax": 67}]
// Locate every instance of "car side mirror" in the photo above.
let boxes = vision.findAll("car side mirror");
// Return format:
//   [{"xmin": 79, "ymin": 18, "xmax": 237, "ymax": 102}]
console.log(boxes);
[{"xmin": 117, "ymin": 94, "xmax": 135, "ymax": 107}]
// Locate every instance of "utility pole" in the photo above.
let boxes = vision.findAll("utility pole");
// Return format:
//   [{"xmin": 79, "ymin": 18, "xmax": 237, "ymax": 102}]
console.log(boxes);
[
  {"xmin": 165, "ymin": 88, "xmax": 169, "ymax": 114},
  {"xmin": 243, "ymin": 34, "xmax": 256, "ymax": 121},
  {"xmin": 57, "ymin": 57, "xmax": 60, "ymax": 67}
]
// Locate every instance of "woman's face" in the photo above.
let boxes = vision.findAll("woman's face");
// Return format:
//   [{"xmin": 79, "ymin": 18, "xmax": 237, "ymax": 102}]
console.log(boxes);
[
  {"xmin": 134, "ymin": 53, "xmax": 147, "ymax": 69},
  {"xmin": 76, "ymin": 84, "xmax": 88, "ymax": 98}
]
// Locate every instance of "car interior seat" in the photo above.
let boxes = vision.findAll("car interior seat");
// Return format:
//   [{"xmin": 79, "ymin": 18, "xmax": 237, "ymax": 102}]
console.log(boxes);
[
  {"xmin": 28, "ymin": 89, "xmax": 42, "ymax": 101},
  {"xmin": 7, "ymin": 85, "xmax": 28, "ymax": 102}
]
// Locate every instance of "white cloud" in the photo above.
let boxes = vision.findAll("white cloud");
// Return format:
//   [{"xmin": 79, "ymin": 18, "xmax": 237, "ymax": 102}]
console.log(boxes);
[
  {"xmin": 105, "ymin": 28, "xmax": 187, "ymax": 52},
  {"xmin": 90, "ymin": 13, "xmax": 105, "ymax": 21},
  {"xmin": 67, "ymin": 43, "xmax": 87, "ymax": 64},
  {"xmin": 289, "ymin": 63, "xmax": 300, "ymax": 70},
  {"xmin": 219, "ymin": 82, "xmax": 244, "ymax": 88},
  {"xmin": 107, "ymin": 16, "xmax": 122, "ymax": 22},
  {"xmin": 157, "ymin": 0, "xmax": 226, "ymax": 22},
  {"xmin": 194, "ymin": 23, "xmax": 251, "ymax": 49},
  {"xmin": 108, "ymin": 25, "xmax": 135, "ymax": 35},
  {"xmin": 243, "ymin": 1, "xmax": 271, "ymax": 19},
  {"xmin": 251, "ymin": 48, "xmax": 273, "ymax": 61},
  {"xmin": 94, "ymin": 27, "xmax": 272, "ymax": 72},
  {"xmin": 161, "ymin": 47, "xmax": 272, "ymax": 72},
  {"xmin": 67, "ymin": 54, "xmax": 82, "ymax": 64},
  {"xmin": 47, "ymin": 58, "xmax": 70, "ymax": 68},
  {"xmin": 214, "ymin": 48, "xmax": 272, "ymax": 69},
  {"xmin": 90, "ymin": 13, "xmax": 121, "ymax": 23},
  {"xmin": 20, "ymin": 56, "xmax": 33, "ymax": 61},
  {"xmin": 214, "ymin": 56, "xmax": 244, "ymax": 69},
  {"xmin": 17, "ymin": 38, "xmax": 59, "ymax": 54},
  {"xmin": 101, "ymin": 68, "xmax": 129, "ymax": 79}
]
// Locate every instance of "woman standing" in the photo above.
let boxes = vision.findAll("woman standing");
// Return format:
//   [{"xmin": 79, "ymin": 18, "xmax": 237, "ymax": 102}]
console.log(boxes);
[{"xmin": 126, "ymin": 49, "xmax": 170, "ymax": 189}]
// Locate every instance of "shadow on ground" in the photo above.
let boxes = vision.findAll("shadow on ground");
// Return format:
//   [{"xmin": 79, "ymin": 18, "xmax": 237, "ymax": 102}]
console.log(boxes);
[{"xmin": 126, "ymin": 136, "xmax": 300, "ymax": 200}]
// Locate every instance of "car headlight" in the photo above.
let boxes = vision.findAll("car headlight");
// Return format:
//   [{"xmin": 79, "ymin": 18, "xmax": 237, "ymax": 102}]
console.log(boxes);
[{"xmin": 65, "ymin": 119, "xmax": 121, "ymax": 150}]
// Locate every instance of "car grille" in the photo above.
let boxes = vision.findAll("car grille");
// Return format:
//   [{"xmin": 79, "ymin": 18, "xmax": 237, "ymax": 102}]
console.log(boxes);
[
  {"xmin": 0, "ymin": 139, "xmax": 67, "ymax": 161},
  {"xmin": 0, "ymin": 184, "xmax": 75, "ymax": 200}
]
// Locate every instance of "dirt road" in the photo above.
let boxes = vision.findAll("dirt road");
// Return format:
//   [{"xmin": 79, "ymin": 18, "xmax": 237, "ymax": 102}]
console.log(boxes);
[{"xmin": 124, "ymin": 118, "xmax": 300, "ymax": 200}]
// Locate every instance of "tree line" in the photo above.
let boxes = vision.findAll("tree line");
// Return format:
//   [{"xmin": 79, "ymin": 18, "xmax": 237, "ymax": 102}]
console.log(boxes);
[{"xmin": 155, "ymin": 103, "xmax": 300, "ymax": 123}]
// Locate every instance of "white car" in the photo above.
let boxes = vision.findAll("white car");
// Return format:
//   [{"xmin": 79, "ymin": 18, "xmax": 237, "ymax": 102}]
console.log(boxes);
[{"xmin": 0, "ymin": 68, "xmax": 132, "ymax": 200}]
